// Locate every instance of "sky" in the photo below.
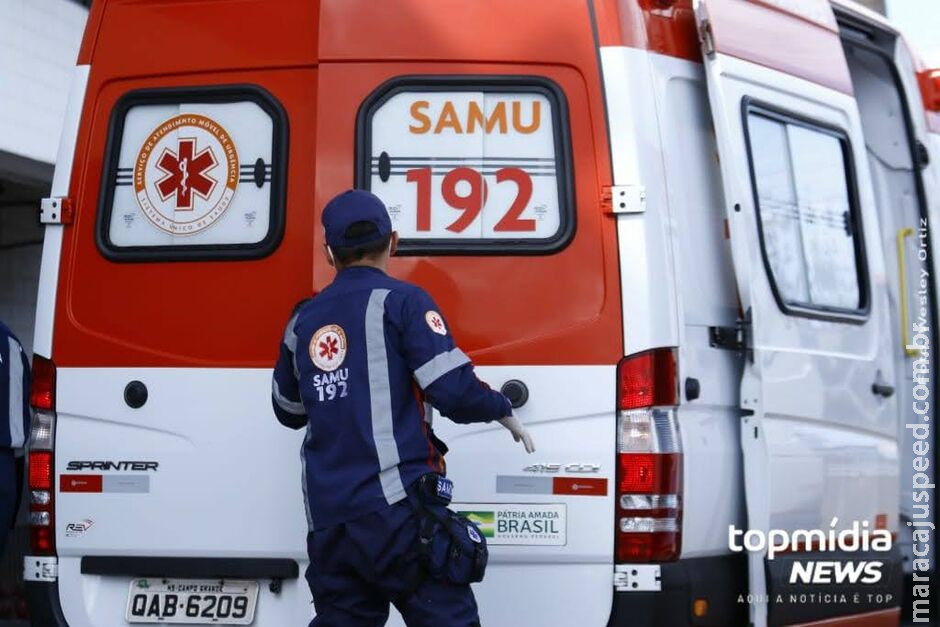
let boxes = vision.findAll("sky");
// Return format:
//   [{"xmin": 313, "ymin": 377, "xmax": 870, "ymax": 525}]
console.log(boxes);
[{"xmin": 887, "ymin": 0, "xmax": 940, "ymax": 66}]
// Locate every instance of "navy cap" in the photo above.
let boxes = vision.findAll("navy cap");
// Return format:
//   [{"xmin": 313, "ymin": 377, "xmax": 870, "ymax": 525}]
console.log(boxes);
[{"xmin": 322, "ymin": 190, "xmax": 393, "ymax": 248}]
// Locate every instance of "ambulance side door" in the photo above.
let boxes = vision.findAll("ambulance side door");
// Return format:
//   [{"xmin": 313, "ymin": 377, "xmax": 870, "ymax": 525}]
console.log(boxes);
[{"xmin": 693, "ymin": 2, "xmax": 899, "ymax": 626}]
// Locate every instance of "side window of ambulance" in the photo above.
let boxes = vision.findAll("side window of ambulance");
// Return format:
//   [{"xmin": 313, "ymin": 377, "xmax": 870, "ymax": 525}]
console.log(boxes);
[
  {"xmin": 745, "ymin": 106, "xmax": 868, "ymax": 318},
  {"xmin": 97, "ymin": 87, "xmax": 287, "ymax": 260},
  {"xmin": 356, "ymin": 78, "xmax": 574, "ymax": 254}
]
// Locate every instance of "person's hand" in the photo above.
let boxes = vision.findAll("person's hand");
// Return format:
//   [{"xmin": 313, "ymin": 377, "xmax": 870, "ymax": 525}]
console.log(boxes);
[{"xmin": 497, "ymin": 416, "xmax": 535, "ymax": 453}]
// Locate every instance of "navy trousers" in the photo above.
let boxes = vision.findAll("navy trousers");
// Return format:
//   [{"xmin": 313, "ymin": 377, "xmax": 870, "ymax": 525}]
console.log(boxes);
[
  {"xmin": 0, "ymin": 449, "xmax": 18, "ymax": 556},
  {"xmin": 306, "ymin": 499, "xmax": 480, "ymax": 627}
]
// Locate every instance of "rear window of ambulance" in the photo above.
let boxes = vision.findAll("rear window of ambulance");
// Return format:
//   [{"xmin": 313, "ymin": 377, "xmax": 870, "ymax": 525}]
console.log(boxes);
[
  {"xmin": 356, "ymin": 77, "xmax": 575, "ymax": 255},
  {"xmin": 96, "ymin": 86, "xmax": 287, "ymax": 261}
]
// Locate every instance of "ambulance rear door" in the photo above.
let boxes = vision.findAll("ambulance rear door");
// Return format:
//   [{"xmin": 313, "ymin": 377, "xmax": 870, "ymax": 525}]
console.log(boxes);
[
  {"xmin": 692, "ymin": 1, "xmax": 900, "ymax": 625},
  {"xmin": 314, "ymin": 1, "xmax": 623, "ymax": 625}
]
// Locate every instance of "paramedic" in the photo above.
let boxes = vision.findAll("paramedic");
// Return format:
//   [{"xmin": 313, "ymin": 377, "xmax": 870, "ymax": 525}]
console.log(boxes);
[
  {"xmin": 0, "ymin": 320, "xmax": 29, "ymax": 556},
  {"xmin": 271, "ymin": 189, "xmax": 535, "ymax": 627}
]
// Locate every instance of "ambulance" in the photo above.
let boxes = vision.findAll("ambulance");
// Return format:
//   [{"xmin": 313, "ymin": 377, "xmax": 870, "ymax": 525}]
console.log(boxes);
[{"xmin": 21, "ymin": 0, "xmax": 938, "ymax": 626}]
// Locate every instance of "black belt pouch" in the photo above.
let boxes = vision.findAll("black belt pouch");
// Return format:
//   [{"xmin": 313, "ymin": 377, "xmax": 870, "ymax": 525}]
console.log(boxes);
[{"xmin": 409, "ymin": 474, "xmax": 488, "ymax": 585}]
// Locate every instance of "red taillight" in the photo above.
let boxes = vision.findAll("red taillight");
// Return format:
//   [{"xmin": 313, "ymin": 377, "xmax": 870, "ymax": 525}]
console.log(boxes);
[
  {"xmin": 28, "ymin": 356, "xmax": 57, "ymax": 555},
  {"xmin": 617, "ymin": 348, "xmax": 677, "ymax": 410},
  {"xmin": 30, "ymin": 355, "xmax": 56, "ymax": 411},
  {"xmin": 616, "ymin": 349, "xmax": 682, "ymax": 563},
  {"xmin": 919, "ymin": 69, "xmax": 940, "ymax": 113},
  {"xmin": 28, "ymin": 451, "xmax": 52, "ymax": 491},
  {"xmin": 31, "ymin": 527, "xmax": 54, "ymax": 554},
  {"xmin": 28, "ymin": 448, "xmax": 55, "ymax": 555},
  {"xmin": 616, "ymin": 531, "xmax": 680, "ymax": 562},
  {"xmin": 617, "ymin": 452, "xmax": 681, "ymax": 494}
]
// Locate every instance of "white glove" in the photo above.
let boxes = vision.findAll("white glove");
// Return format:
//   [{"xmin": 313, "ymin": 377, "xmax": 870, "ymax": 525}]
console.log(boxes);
[{"xmin": 498, "ymin": 416, "xmax": 536, "ymax": 453}]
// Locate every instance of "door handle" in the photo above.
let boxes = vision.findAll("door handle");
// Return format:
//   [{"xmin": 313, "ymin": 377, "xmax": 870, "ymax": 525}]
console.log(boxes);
[
  {"xmin": 871, "ymin": 382, "xmax": 895, "ymax": 398},
  {"xmin": 500, "ymin": 380, "xmax": 529, "ymax": 409},
  {"xmin": 124, "ymin": 380, "xmax": 148, "ymax": 408},
  {"xmin": 896, "ymin": 228, "xmax": 919, "ymax": 357}
]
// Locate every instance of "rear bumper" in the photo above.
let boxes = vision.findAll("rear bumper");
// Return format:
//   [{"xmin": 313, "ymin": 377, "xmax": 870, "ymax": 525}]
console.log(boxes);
[
  {"xmin": 608, "ymin": 554, "xmax": 748, "ymax": 627},
  {"xmin": 34, "ymin": 557, "xmax": 741, "ymax": 627},
  {"xmin": 26, "ymin": 580, "xmax": 68, "ymax": 627},
  {"xmin": 25, "ymin": 556, "xmax": 299, "ymax": 627},
  {"xmin": 29, "ymin": 552, "xmax": 905, "ymax": 627}
]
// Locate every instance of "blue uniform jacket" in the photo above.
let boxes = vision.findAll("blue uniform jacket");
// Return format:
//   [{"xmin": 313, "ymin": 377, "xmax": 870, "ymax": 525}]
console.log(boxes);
[
  {"xmin": 0, "ymin": 322, "xmax": 30, "ymax": 450},
  {"xmin": 272, "ymin": 266, "xmax": 511, "ymax": 530}
]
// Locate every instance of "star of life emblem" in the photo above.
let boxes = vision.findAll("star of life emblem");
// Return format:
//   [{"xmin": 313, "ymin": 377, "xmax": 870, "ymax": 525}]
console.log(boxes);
[
  {"xmin": 310, "ymin": 324, "xmax": 348, "ymax": 372},
  {"xmin": 155, "ymin": 137, "xmax": 217, "ymax": 210},
  {"xmin": 134, "ymin": 113, "xmax": 239, "ymax": 235},
  {"xmin": 425, "ymin": 311, "xmax": 447, "ymax": 335}
]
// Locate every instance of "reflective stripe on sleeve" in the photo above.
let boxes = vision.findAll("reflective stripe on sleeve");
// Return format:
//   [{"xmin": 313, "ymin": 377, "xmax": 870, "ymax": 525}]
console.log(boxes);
[
  {"xmin": 414, "ymin": 347, "xmax": 470, "ymax": 389},
  {"xmin": 8, "ymin": 338, "xmax": 25, "ymax": 449},
  {"xmin": 284, "ymin": 311, "xmax": 300, "ymax": 379},
  {"xmin": 301, "ymin": 424, "xmax": 314, "ymax": 530},
  {"xmin": 365, "ymin": 288, "xmax": 406, "ymax": 505},
  {"xmin": 272, "ymin": 379, "xmax": 305, "ymax": 416}
]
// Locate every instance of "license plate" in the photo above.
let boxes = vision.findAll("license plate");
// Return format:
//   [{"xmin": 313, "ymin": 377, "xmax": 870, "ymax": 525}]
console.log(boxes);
[{"xmin": 125, "ymin": 578, "xmax": 259, "ymax": 624}]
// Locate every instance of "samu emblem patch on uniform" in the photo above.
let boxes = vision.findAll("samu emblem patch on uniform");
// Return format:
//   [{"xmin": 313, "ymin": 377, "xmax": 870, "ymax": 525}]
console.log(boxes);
[
  {"xmin": 310, "ymin": 324, "xmax": 347, "ymax": 372},
  {"xmin": 425, "ymin": 311, "xmax": 447, "ymax": 335}
]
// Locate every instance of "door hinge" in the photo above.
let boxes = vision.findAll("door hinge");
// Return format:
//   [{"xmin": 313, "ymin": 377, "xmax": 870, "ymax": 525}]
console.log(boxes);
[
  {"xmin": 709, "ymin": 324, "xmax": 744, "ymax": 351},
  {"xmin": 40, "ymin": 197, "xmax": 73, "ymax": 225},
  {"xmin": 699, "ymin": 18, "xmax": 716, "ymax": 57},
  {"xmin": 710, "ymin": 309, "xmax": 754, "ymax": 362},
  {"xmin": 602, "ymin": 185, "xmax": 646, "ymax": 215},
  {"xmin": 709, "ymin": 312, "xmax": 751, "ymax": 353}
]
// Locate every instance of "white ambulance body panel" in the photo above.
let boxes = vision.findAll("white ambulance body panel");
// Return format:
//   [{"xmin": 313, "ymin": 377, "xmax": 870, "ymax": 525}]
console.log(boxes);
[
  {"xmin": 33, "ymin": 64, "xmax": 90, "ymax": 358},
  {"xmin": 52, "ymin": 365, "xmax": 617, "ymax": 627},
  {"xmin": 647, "ymin": 50, "xmax": 746, "ymax": 557},
  {"xmin": 53, "ymin": 368, "xmax": 310, "ymax": 626},
  {"xmin": 601, "ymin": 46, "xmax": 681, "ymax": 355}
]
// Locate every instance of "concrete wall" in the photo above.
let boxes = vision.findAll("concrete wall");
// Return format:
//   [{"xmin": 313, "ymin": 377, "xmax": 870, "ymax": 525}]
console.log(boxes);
[
  {"xmin": 0, "ymin": 204, "xmax": 43, "ymax": 359},
  {"xmin": 0, "ymin": 0, "xmax": 88, "ymax": 166},
  {"xmin": 855, "ymin": 0, "xmax": 886, "ymax": 14}
]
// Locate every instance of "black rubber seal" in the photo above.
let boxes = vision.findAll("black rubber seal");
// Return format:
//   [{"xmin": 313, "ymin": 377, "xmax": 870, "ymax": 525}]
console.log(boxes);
[{"xmin": 80, "ymin": 556, "xmax": 299, "ymax": 579}]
